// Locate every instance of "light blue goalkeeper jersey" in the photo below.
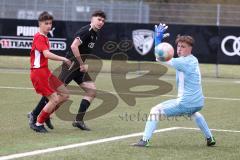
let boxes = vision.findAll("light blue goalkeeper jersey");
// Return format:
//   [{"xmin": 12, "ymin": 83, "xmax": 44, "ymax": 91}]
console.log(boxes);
[{"xmin": 170, "ymin": 54, "xmax": 205, "ymax": 107}]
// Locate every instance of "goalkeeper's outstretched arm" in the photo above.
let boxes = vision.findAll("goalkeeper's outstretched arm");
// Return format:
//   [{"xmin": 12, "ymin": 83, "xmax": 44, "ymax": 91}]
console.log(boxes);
[
  {"xmin": 154, "ymin": 23, "xmax": 169, "ymax": 47},
  {"xmin": 154, "ymin": 23, "xmax": 173, "ymax": 66}
]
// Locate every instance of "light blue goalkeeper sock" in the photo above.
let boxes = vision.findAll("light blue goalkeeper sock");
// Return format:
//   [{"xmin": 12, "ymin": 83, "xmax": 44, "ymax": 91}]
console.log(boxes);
[
  {"xmin": 142, "ymin": 120, "xmax": 158, "ymax": 141},
  {"xmin": 193, "ymin": 112, "xmax": 213, "ymax": 138}
]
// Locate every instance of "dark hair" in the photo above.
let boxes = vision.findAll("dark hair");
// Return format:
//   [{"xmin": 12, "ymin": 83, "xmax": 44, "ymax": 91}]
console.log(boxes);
[
  {"xmin": 175, "ymin": 35, "xmax": 194, "ymax": 47},
  {"xmin": 38, "ymin": 11, "xmax": 54, "ymax": 22},
  {"xmin": 91, "ymin": 10, "xmax": 106, "ymax": 19}
]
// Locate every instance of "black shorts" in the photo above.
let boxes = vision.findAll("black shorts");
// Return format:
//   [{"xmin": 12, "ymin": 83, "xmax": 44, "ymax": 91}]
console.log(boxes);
[{"xmin": 58, "ymin": 59, "xmax": 92, "ymax": 85}]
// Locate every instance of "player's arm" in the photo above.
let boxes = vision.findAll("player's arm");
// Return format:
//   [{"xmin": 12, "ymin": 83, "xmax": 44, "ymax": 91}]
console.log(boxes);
[
  {"xmin": 70, "ymin": 38, "xmax": 87, "ymax": 72},
  {"xmin": 154, "ymin": 23, "xmax": 169, "ymax": 47},
  {"xmin": 156, "ymin": 58, "xmax": 174, "ymax": 67},
  {"xmin": 154, "ymin": 24, "xmax": 185, "ymax": 71},
  {"xmin": 154, "ymin": 23, "xmax": 172, "ymax": 66},
  {"xmin": 35, "ymin": 36, "xmax": 71, "ymax": 66},
  {"xmin": 71, "ymin": 38, "xmax": 83, "ymax": 64},
  {"xmin": 43, "ymin": 50, "xmax": 71, "ymax": 66},
  {"xmin": 158, "ymin": 57, "xmax": 186, "ymax": 72}
]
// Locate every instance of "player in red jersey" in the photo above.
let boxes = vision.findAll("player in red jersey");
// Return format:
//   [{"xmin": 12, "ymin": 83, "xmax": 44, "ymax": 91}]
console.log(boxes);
[{"xmin": 30, "ymin": 11, "xmax": 71, "ymax": 133}]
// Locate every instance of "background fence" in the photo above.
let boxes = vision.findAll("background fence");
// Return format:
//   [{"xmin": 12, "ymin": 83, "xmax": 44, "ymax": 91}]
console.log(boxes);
[
  {"xmin": 1, "ymin": 0, "xmax": 240, "ymax": 26},
  {"xmin": 0, "ymin": 0, "xmax": 240, "ymax": 78}
]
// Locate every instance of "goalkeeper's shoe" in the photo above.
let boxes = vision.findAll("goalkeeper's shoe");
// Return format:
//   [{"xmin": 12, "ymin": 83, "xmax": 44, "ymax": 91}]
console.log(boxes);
[
  {"xmin": 45, "ymin": 118, "xmax": 54, "ymax": 130},
  {"xmin": 31, "ymin": 124, "xmax": 48, "ymax": 133},
  {"xmin": 132, "ymin": 139, "xmax": 150, "ymax": 147},
  {"xmin": 72, "ymin": 121, "xmax": 91, "ymax": 131},
  {"xmin": 207, "ymin": 137, "xmax": 216, "ymax": 146}
]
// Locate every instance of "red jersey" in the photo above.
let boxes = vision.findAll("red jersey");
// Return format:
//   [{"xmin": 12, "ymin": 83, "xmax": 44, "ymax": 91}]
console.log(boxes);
[{"xmin": 30, "ymin": 32, "xmax": 50, "ymax": 69}]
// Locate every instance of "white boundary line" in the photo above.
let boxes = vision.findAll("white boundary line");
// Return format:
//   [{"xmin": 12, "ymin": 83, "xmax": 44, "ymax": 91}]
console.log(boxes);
[
  {"xmin": 1, "ymin": 85, "xmax": 240, "ymax": 101},
  {"xmin": 1, "ymin": 126, "xmax": 240, "ymax": 160},
  {"xmin": 179, "ymin": 127, "xmax": 240, "ymax": 133},
  {"xmin": 0, "ymin": 68, "xmax": 239, "ymax": 84},
  {"xmin": 0, "ymin": 86, "xmax": 33, "ymax": 90},
  {"xmin": 0, "ymin": 127, "xmax": 179, "ymax": 160}
]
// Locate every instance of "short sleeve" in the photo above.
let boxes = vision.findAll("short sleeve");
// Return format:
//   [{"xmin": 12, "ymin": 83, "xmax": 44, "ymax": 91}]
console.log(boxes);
[
  {"xmin": 35, "ymin": 36, "xmax": 49, "ymax": 52},
  {"xmin": 74, "ymin": 29, "xmax": 88, "ymax": 44}
]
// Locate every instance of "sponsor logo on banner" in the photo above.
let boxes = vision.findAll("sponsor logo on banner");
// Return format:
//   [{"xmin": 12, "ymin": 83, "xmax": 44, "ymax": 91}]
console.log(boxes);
[
  {"xmin": 221, "ymin": 35, "xmax": 240, "ymax": 56},
  {"xmin": 132, "ymin": 29, "xmax": 154, "ymax": 56},
  {"xmin": 0, "ymin": 26, "xmax": 66, "ymax": 50}
]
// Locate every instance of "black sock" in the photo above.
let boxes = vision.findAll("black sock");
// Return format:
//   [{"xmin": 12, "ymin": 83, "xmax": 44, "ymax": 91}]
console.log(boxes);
[
  {"xmin": 32, "ymin": 96, "xmax": 48, "ymax": 116},
  {"xmin": 76, "ymin": 99, "xmax": 90, "ymax": 121}
]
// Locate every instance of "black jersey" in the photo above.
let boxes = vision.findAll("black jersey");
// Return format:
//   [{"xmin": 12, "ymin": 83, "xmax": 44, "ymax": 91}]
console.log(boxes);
[{"xmin": 67, "ymin": 24, "xmax": 98, "ymax": 61}]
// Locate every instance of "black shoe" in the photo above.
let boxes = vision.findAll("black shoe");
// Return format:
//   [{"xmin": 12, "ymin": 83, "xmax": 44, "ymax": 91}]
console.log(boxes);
[
  {"xmin": 31, "ymin": 124, "xmax": 48, "ymax": 133},
  {"xmin": 207, "ymin": 137, "xmax": 216, "ymax": 146},
  {"xmin": 45, "ymin": 118, "xmax": 54, "ymax": 129},
  {"xmin": 27, "ymin": 112, "xmax": 37, "ymax": 128},
  {"xmin": 72, "ymin": 121, "xmax": 91, "ymax": 131},
  {"xmin": 132, "ymin": 139, "xmax": 150, "ymax": 147}
]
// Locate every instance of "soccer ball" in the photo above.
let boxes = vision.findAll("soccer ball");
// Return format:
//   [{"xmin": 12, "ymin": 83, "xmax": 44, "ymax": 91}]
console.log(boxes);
[{"xmin": 154, "ymin": 42, "xmax": 174, "ymax": 61}]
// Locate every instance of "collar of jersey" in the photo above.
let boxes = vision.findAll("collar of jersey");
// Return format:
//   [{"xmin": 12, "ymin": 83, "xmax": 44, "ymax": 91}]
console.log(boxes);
[{"xmin": 39, "ymin": 32, "xmax": 48, "ymax": 37}]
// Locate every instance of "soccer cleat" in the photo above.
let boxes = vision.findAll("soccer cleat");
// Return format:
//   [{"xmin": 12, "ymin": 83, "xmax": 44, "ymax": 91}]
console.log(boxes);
[
  {"xmin": 31, "ymin": 124, "xmax": 48, "ymax": 133},
  {"xmin": 45, "ymin": 118, "xmax": 54, "ymax": 129},
  {"xmin": 72, "ymin": 121, "xmax": 91, "ymax": 131},
  {"xmin": 132, "ymin": 139, "xmax": 150, "ymax": 147},
  {"xmin": 27, "ymin": 112, "xmax": 37, "ymax": 129},
  {"xmin": 207, "ymin": 137, "xmax": 216, "ymax": 146},
  {"xmin": 28, "ymin": 112, "xmax": 54, "ymax": 130}
]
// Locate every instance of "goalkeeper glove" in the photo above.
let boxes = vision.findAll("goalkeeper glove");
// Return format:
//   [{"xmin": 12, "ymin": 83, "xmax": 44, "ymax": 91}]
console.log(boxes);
[{"xmin": 154, "ymin": 23, "xmax": 170, "ymax": 46}]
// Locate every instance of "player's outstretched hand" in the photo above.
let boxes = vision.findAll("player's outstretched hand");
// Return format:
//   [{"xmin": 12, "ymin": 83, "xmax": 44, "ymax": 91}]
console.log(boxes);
[
  {"xmin": 63, "ymin": 58, "xmax": 72, "ymax": 69},
  {"xmin": 154, "ymin": 23, "xmax": 170, "ymax": 45},
  {"xmin": 80, "ymin": 64, "xmax": 88, "ymax": 72}
]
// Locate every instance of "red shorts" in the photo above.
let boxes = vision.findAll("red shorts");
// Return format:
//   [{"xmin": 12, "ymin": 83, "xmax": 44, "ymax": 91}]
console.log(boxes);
[{"xmin": 30, "ymin": 67, "xmax": 63, "ymax": 96}]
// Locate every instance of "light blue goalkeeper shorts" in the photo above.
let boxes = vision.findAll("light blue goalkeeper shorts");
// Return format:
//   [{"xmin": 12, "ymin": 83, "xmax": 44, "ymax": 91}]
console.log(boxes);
[{"xmin": 158, "ymin": 99, "xmax": 203, "ymax": 117}]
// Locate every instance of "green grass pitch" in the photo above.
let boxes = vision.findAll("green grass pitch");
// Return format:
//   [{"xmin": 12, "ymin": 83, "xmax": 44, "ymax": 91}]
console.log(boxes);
[{"xmin": 0, "ymin": 57, "xmax": 240, "ymax": 160}]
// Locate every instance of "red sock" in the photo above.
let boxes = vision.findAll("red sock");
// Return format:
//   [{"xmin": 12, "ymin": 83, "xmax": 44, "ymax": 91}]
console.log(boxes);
[{"xmin": 37, "ymin": 110, "xmax": 50, "ymax": 124}]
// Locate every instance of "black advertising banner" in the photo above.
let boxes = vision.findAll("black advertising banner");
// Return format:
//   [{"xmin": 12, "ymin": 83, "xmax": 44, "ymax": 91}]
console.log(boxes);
[
  {"xmin": 0, "ymin": 19, "xmax": 70, "ymax": 56},
  {"xmin": 95, "ymin": 23, "xmax": 156, "ymax": 61},
  {"xmin": 0, "ymin": 18, "xmax": 240, "ymax": 64},
  {"xmin": 96, "ymin": 23, "xmax": 220, "ymax": 63},
  {"xmin": 219, "ymin": 27, "xmax": 240, "ymax": 64},
  {"xmin": 166, "ymin": 24, "xmax": 220, "ymax": 64}
]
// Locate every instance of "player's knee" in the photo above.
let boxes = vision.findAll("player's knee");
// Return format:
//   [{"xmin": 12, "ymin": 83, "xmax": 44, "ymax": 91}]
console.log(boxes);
[
  {"xmin": 148, "ymin": 106, "xmax": 159, "ymax": 120},
  {"xmin": 62, "ymin": 94, "xmax": 69, "ymax": 101},
  {"xmin": 50, "ymin": 96, "xmax": 59, "ymax": 106},
  {"xmin": 90, "ymin": 88, "xmax": 96, "ymax": 98},
  {"xmin": 148, "ymin": 104, "xmax": 167, "ymax": 121},
  {"xmin": 150, "ymin": 106, "xmax": 161, "ymax": 115},
  {"xmin": 191, "ymin": 112, "xmax": 203, "ymax": 120},
  {"xmin": 86, "ymin": 84, "xmax": 96, "ymax": 98}
]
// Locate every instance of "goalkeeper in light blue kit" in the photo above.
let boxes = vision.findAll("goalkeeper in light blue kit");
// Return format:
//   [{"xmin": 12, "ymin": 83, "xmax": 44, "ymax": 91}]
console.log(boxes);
[{"xmin": 133, "ymin": 24, "xmax": 216, "ymax": 147}]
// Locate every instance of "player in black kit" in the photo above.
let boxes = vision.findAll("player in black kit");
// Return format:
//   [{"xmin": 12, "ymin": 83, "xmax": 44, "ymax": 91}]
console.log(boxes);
[{"xmin": 28, "ymin": 10, "xmax": 106, "ymax": 131}]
